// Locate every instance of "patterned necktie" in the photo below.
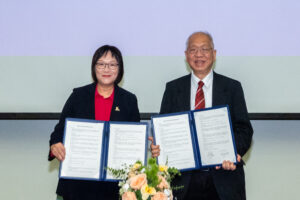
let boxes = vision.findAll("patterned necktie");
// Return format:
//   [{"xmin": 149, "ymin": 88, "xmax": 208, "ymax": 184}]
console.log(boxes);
[{"xmin": 195, "ymin": 81, "xmax": 205, "ymax": 110}]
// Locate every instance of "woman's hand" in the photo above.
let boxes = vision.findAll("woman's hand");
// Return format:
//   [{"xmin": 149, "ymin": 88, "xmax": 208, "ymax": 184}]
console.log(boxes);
[
  {"xmin": 50, "ymin": 142, "xmax": 66, "ymax": 161},
  {"xmin": 148, "ymin": 136, "xmax": 160, "ymax": 158}
]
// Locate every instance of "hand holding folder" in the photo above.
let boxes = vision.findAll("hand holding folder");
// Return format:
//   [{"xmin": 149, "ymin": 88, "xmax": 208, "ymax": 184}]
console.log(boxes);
[
  {"xmin": 152, "ymin": 105, "xmax": 238, "ymax": 171},
  {"xmin": 59, "ymin": 118, "xmax": 148, "ymax": 181}
]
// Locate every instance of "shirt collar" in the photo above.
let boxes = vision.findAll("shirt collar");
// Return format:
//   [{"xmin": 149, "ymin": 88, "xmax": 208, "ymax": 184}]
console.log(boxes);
[
  {"xmin": 191, "ymin": 69, "xmax": 213, "ymax": 89},
  {"xmin": 95, "ymin": 86, "xmax": 115, "ymax": 100}
]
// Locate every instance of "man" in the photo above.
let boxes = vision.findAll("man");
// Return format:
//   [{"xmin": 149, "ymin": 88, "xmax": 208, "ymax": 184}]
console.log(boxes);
[{"xmin": 159, "ymin": 32, "xmax": 253, "ymax": 200}]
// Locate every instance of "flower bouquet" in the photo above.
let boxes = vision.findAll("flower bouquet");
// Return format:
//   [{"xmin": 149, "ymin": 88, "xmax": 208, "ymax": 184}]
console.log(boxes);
[{"xmin": 107, "ymin": 158, "xmax": 181, "ymax": 200}]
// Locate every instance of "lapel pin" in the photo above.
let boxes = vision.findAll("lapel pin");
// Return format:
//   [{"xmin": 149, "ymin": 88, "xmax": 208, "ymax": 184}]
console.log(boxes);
[{"xmin": 115, "ymin": 106, "xmax": 120, "ymax": 111}]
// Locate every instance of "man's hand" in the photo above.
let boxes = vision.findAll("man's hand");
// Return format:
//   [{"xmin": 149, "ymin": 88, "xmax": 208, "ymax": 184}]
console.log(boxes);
[
  {"xmin": 148, "ymin": 136, "xmax": 160, "ymax": 158},
  {"xmin": 50, "ymin": 142, "xmax": 66, "ymax": 161},
  {"xmin": 215, "ymin": 154, "xmax": 241, "ymax": 171}
]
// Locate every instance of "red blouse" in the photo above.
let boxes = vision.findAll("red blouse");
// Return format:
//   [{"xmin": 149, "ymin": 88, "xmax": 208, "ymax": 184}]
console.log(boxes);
[
  {"xmin": 50, "ymin": 86, "xmax": 115, "ymax": 158},
  {"xmin": 95, "ymin": 86, "xmax": 115, "ymax": 121}
]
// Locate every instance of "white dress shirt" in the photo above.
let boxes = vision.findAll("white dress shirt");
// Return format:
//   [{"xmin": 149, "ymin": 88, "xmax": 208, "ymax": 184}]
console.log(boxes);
[{"xmin": 190, "ymin": 70, "xmax": 213, "ymax": 110}]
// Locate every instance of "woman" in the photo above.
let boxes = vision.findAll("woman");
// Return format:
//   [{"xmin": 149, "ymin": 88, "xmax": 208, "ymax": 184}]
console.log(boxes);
[{"xmin": 49, "ymin": 45, "xmax": 141, "ymax": 200}]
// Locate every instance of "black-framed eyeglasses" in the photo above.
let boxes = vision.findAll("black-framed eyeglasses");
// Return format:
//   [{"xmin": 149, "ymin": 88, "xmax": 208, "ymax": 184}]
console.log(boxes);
[
  {"xmin": 95, "ymin": 62, "xmax": 119, "ymax": 70},
  {"xmin": 187, "ymin": 47, "xmax": 213, "ymax": 55}
]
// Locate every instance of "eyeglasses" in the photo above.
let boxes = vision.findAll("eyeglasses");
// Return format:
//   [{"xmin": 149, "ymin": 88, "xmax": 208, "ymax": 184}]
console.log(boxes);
[
  {"xmin": 95, "ymin": 62, "xmax": 119, "ymax": 70},
  {"xmin": 187, "ymin": 47, "xmax": 213, "ymax": 55}
]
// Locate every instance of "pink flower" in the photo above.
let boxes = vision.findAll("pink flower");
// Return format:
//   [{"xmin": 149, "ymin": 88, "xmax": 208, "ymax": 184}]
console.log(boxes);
[
  {"xmin": 151, "ymin": 192, "xmax": 168, "ymax": 200},
  {"xmin": 157, "ymin": 175, "xmax": 169, "ymax": 190},
  {"xmin": 130, "ymin": 174, "xmax": 147, "ymax": 190},
  {"xmin": 122, "ymin": 191, "xmax": 137, "ymax": 200}
]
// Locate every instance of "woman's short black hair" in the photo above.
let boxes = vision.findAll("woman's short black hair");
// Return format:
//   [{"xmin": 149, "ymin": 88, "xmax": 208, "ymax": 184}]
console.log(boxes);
[{"xmin": 91, "ymin": 45, "xmax": 124, "ymax": 85}]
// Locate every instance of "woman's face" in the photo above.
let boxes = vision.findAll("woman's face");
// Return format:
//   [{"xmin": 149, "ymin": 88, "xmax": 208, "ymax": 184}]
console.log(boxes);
[{"xmin": 95, "ymin": 51, "xmax": 119, "ymax": 87}]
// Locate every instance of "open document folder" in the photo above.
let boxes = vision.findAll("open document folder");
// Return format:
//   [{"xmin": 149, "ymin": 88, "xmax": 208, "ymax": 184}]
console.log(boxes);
[
  {"xmin": 59, "ymin": 118, "xmax": 148, "ymax": 181},
  {"xmin": 151, "ymin": 105, "xmax": 237, "ymax": 171}
]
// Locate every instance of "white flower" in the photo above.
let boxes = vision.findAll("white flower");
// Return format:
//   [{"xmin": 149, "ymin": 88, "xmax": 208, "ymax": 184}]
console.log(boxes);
[
  {"xmin": 119, "ymin": 181, "xmax": 124, "ymax": 187},
  {"xmin": 141, "ymin": 168, "xmax": 145, "ymax": 173},
  {"xmin": 164, "ymin": 189, "xmax": 171, "ymax": 197},
  {"xmin": 123, "ymin": 183, "xmax": 129, "ymax": 191}
]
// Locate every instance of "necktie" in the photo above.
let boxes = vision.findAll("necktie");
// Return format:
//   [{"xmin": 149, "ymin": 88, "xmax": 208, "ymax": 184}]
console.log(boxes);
[{"xmin": 195, "ymin": 81, "xmax": 205, "ymax": 110}]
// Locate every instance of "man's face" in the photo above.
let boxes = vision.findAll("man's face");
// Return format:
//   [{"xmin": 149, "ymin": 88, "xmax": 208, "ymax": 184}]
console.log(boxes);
[{"xmin": 185, "ymin": 34, "xmax": 216, "ymax": 78}]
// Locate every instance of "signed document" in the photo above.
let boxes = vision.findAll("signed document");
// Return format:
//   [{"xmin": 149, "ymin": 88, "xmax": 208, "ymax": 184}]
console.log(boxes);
[
  {"xmin": 106, "ymin": 123, "xmax": 147, "ymax": 180},
  {"xmin": 59, "ymin": 119, "xmax": 148, "ymax": 181},
  {"xmin": 193, "ymin": 107, "xmax": 236, "ymax": 166},
  {"xmin": 60, "ymin": 120, "xmax": 104, "ymax": 180},
  {"xmin": 152, "ymin": 113, "xmax": 196, "ymax": 170},
  {"xmin": 152, "ymin": 105, "xmax": 237, "ymax": 171}
]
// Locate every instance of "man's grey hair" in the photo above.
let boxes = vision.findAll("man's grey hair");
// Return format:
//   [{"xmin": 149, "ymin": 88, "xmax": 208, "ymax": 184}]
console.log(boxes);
[{"xmin": 186, "ymin": 31, "xmax": 215, "ymax": 50}]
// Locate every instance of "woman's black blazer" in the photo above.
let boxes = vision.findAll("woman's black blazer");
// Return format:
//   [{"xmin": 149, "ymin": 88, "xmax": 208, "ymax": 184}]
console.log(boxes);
[{"xmin": 49, "ymin": 83, "xmax": 140, "ymax": 199}]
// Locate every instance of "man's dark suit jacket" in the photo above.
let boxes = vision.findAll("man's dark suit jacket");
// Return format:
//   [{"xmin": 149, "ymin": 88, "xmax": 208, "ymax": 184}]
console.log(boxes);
[
  {"xmin": 49, "ymin": 83, "xmax": 140, "ymax": 200},
  {"xmin": 160, "ymin": 72, "xmax": 253, "ymax": 200}
]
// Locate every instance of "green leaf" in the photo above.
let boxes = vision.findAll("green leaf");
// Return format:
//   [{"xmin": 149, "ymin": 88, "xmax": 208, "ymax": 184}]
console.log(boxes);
[
  {"xmin": 135, "ymin": 190, "xmax": 142, "ymax": 200},
  {"xmin": 145, "ymin": 158, "xmax": 160, "ymax": 187}
]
